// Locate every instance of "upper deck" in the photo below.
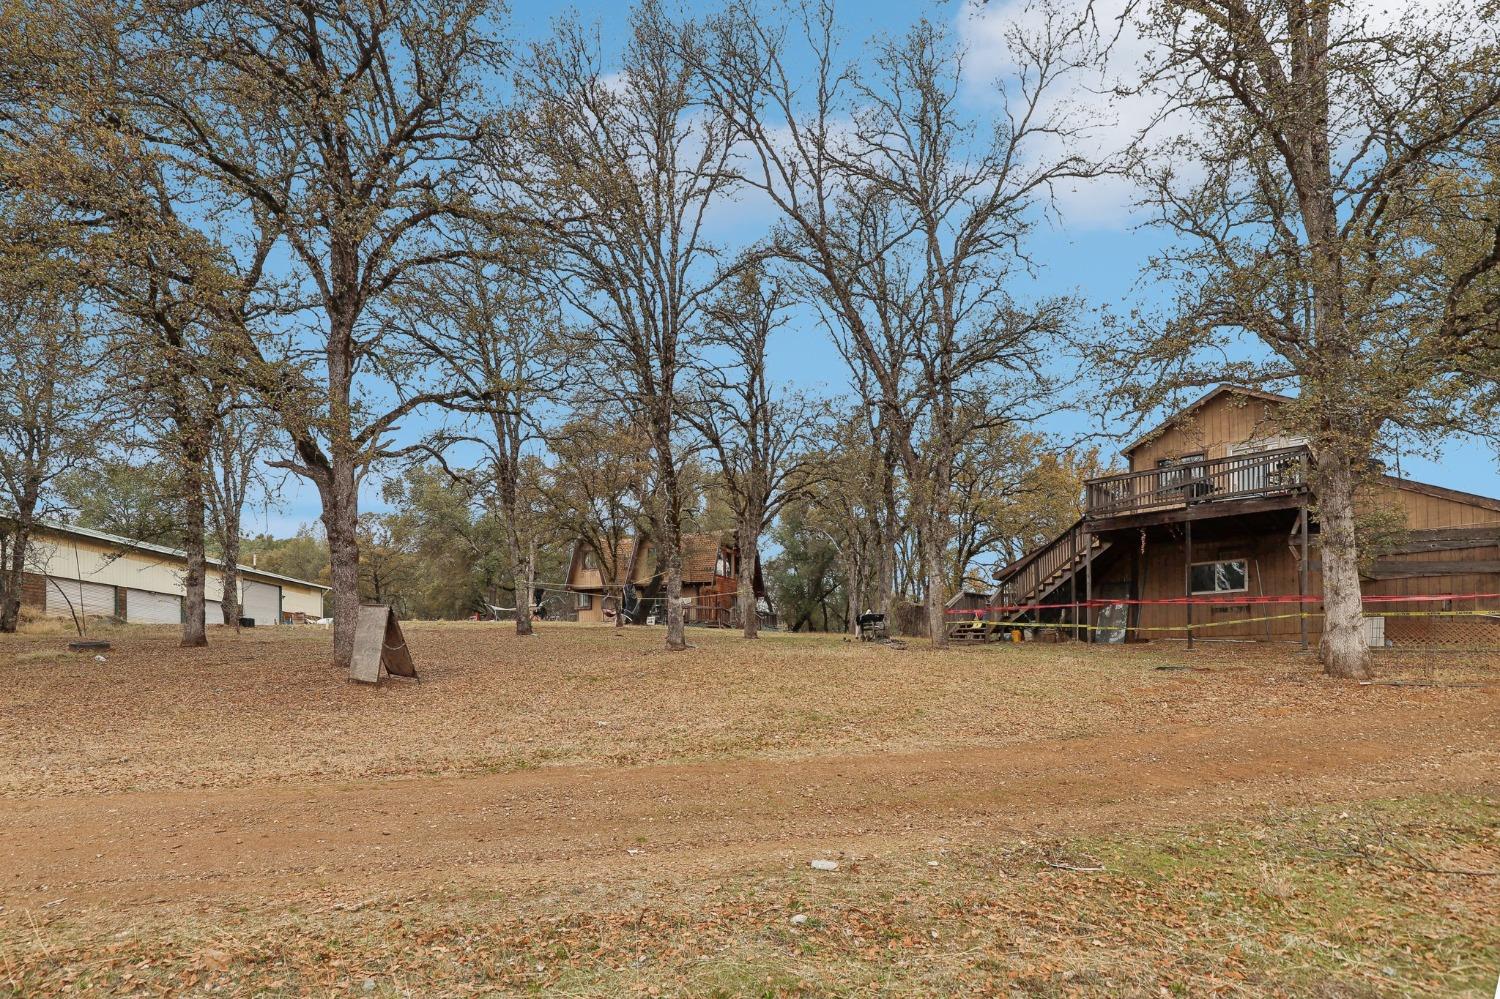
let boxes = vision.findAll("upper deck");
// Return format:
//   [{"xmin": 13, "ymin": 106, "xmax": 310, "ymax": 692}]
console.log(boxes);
[{"xmin": 1084, "ymin": 445, "xmax": 1311, "ymax": 523}]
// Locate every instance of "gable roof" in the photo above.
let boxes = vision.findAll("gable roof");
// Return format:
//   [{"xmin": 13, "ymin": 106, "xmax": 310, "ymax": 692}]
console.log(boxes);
[
  {"xmin": 569, "ymin": 536, "xmax": 638, "ymax": 588},
  {"xmin": 20, "ymin": 518, "xmax": 331, "ymax": 591},
  {"xmin": 681, "ymin": 533, "xmax": 730, "ymax": 584},
  {"xmin": 1121, "ymin": 384, "xmax": 1294, "ymax": 456},
  {"xmin": 1384, "ymin": 474, "xmax": 1500, "ymax": 514}
]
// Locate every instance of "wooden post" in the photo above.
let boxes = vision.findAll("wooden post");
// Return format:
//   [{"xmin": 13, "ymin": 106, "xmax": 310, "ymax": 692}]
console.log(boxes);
[
  {"xmin": 1131, "ymin": 531, "xmax": 1143, "ymax": 643},
  {"xmin": 1070, "ymin": 527, "xmax": 1079, "ymax": 642},
  {"xmin": 1083, "ymin": 526, "xmax": 1093, "ymax": 645},
  {"xmin": 1184, "ymin": 519, "xmax": 1194, "ymax": 649},
  {"xmin": 1299, "ymin": 503, "xmax": 1310, "ymax": 651}
]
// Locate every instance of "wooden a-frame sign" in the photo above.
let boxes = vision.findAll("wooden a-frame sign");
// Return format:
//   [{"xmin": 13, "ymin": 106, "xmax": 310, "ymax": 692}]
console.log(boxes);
[{"xmin": 349, "ymin": 604, "xmax": 418, "ymax": 684}]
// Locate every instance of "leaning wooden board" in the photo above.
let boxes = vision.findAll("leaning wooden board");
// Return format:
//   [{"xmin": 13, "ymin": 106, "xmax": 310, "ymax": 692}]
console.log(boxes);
[{"xmin": 349, "ymin": 604, "xmax": 418, "ymax": 684}]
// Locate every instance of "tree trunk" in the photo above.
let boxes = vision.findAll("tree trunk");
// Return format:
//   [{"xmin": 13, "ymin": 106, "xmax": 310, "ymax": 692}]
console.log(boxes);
[
  {"xmin": 1313, "ymin": 455, "xmax": 1372, "ymax": 679},
  {"xmin": 921, "ymin": 520, "xmax": 948, "ymax": 648},
  {"xmin": 737, "ymin": 516, "xmax": 759, "ymax": 639},
  {"xmin": 322, "ymin": 456, "xmax": 361, "ymax": 669},
  {"xmin": 878, "ymin": 468, "xmax": 897, "ymax": 622},
  {"xmin": 664, "ymin": 564, "xmax": 686, "ymax": 649},
  {"xmin": 216, "ymin": 462, "xmax": 244, "ymax": 626},
  {"xmin": 510, "ymin": 525, "xmax": 534, "ymax": 637},
  {"xmin": 525, "ymin": 541, "xmax": 537, "ymax": 632},
  {"xmin": 842, "ymin": 552, "xmax": 862, "ymax": 636},
  {"xmin": 0, "ymin": 517, "xmax": 34, "ymax": 633},
  {"xmin": 653, "ymin": 407, "xmax": 688, "ymax": 651},
  {"xmin": 179, "ymin": 451, "xmax": 208, "ymax": 648},
  {"xmin": 496, "ymin": 440, "xmax": 533, "ymax": 637},
  {"xmin": 220, "ymin": 530, "xmax": 242, "ymax": 626}
]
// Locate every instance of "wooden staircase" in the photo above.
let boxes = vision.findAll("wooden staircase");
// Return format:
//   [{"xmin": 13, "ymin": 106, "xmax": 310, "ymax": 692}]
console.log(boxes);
[
  {"xmin": 944, "ymin": 519, "xmax": 1113, "ymax": 642},
  {"xmin": 948, "ymin": 617, "xmax": 1008, "ymax": 643},
  {"xmin": 990, "ymin": 519, "xmax": 1111, "ymax": 624}
]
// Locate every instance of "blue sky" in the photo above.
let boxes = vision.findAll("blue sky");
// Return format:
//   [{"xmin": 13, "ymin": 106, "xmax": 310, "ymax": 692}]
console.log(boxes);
[{"xmin": 251, "ymin": 0, "xmax": 1500, "ymax": 538}]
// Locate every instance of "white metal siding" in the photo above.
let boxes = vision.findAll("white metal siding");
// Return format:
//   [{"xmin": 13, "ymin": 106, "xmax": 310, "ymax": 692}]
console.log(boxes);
[
  {"xmin": 242, "ymin": 580, "xmax": 281, "ymax": 626},
  {"xmin": 204, "ymin": 599, "xmax": 224, "ymax": 625},
  {"xmin": 280, "ymin": 585, "xmax": 326, "ymax": 618},
  {"xmin": 29, "ymin": 530, "xmax": 323, "ymax": 620},
  {"xmin": 30, "ymin": 537, "xmax": 185, "ymax": 595},
  {"xmin": 44, "ymin": 578, "xmax": 115, "ymax": 618},
  {"xmin": 127, "ymin": 589, "xmax": 182, "ymax": 625}
]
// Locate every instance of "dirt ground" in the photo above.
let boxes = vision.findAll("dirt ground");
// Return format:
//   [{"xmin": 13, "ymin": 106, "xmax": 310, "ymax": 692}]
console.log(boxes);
[{"xmin": 1, "ymin": 622, "xmax": 1496, "ymax": 996}]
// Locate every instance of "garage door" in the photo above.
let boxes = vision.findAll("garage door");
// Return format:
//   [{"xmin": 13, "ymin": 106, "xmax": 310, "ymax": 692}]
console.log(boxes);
[
  {"xmin": 44, "ymin": 578, "xmax": 116, "ymax": 619},
  {"xmin": 127, "ymin": 589, "xmax": 182, "ymax": 625},
  {"xmin": 204, "ymin": 599, "xmax": 224, "ymax": 625},
  {"xmin": 242, "ymin": 580, "xmax": 281, "ymax": 626}
]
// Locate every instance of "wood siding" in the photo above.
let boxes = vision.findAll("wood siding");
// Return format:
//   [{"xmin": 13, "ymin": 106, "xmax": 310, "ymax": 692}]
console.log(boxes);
[
  {"xmin": 1127, "ymin": 393, "xmax": 1292, "ymax": 472},
  {"xmin": 1089, "ymin": 513, "xmax": 1316, "ymax": 640},
  {"xmin": 1078, "ymin": 481, "xmax": 1500, "ymax": 644},
  {"xmin": 1381, "ymin": 478, "xmax": 1500, "ymax": 530}
]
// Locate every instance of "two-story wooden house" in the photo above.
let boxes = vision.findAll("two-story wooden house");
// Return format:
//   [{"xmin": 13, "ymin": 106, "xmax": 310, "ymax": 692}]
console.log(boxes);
[
  {"xmin": 564, "ymin": 532, "xmax": 764, "ymax": 627},
  {"xmin": 989, "ymin": 385, "xmax": 1500, "ymax": 646}
]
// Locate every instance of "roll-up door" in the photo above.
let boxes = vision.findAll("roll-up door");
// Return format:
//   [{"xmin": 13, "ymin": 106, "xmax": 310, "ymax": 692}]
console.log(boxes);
[
  {"xmin": 127, "ymin": 589, "xmax": 182, "ymax": 625},
  {"xmin": 44, "ymin": 578, "xmax": 116, "ymax": 619},
  {"xmin": 241, "ymin": 580, "xmax": 281, "ymax": 626},
  {"xmin": 204, "ymin": 599, "xmax": 224, "ymax": 625}
]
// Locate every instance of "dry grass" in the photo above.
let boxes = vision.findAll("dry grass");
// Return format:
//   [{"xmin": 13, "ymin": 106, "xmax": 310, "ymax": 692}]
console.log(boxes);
[
  {"xmin": 1, "ymin": 622, "xmax": 1496, "ymax": 996},
  {"xmin": 0, "ymin": 620, "xmax": 1494, "ymax": 798},
  {"xmin": 3, "ymin": 795, "xmax": 1495, "ymax": 996},
  {"xmin": 12, "ymin": 611, "xmax": 130, "ymax": 638}
]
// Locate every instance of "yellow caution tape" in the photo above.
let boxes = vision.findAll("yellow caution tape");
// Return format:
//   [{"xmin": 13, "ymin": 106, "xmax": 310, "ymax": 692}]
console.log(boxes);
[{"xmin": 957, "ymin": 609, "xmax": 1499, "ymax": 634}]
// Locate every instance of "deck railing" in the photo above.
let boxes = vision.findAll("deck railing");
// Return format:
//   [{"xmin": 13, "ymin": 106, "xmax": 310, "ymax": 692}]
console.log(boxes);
[
  {"xmin": 992, "ymin": 518, "xmax": 1102, "ymax": 614},
  {"xmin": 1085, "ymin": 446, "xmax": 1311, "ymax": 519}
]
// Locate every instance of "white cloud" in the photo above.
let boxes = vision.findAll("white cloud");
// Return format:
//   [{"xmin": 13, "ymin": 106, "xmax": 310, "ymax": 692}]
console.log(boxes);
[
  {"xmin": 953, "ymin": 0, "xmax": 1177, "ymax": 230},
  {"xmin": 955, "ymin": 0, "xmax": 1486, "ymax": 230}
]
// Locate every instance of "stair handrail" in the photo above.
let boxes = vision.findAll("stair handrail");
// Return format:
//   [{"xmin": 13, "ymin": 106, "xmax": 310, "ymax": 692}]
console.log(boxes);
[{"xmin": 994, "ymin": 517, "xmax": 1082, "ymax": 587}]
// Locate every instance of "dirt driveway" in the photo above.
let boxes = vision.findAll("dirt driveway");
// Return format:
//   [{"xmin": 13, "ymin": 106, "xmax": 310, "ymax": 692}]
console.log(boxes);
[
  {"xmin": 3, "ymin": 625, "xmax": 1496, "ymax": 995},
  {"xmin": 5, "ymin": 684, "xmax": 1494, "ymax": 918}
]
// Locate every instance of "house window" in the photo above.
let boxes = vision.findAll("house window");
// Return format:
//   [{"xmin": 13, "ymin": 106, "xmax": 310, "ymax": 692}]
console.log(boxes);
[
  {"xmin": 715, "ymin": 552, "xmax": 732, "ymax": 577},
  {"xmin": 1228, "ymin": 436, "xmax": 1308, "ymax": 456},
  {"xmin": 582, "ymin": 550, "xmax": 599, "ymax": 570},
  {"xmin": 577, "ymin": 592, "xmax": 593, "ymax": 610},
  {"xmin": 1157, "ymin": 452, "xmax": 1205, "ymax": 467},
  {"xmin": 1158, "ymin": 452, "xmax": 1205, "ymax": 491},
  {"xmin": 1190, "ymin": 559, "xmax": 1248, "ymax": 595}
]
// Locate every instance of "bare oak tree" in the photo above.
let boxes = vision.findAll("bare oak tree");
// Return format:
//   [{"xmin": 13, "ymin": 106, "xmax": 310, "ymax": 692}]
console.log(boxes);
[
  {"xmin": 118, "ymin": 0, "xmax": 505, "ymax": 666},
  {"xmin": 2, "ymin": 0, "xmax": 283, "ymax": 645},
  {"xmin": 542, "ymin": 415, "xmax": 652, "ymax": 630},
  {"xmin": 797, "ymin": 416, "xmax": 892, "ymax": 635},
  {"xmin": 690, "ymin": 270, "xmax": 820, "ymax": 637},
  {"xmin": 500, "ymin": 3, "xmax": 738, "ymax": 651},
  {"xmin": 398, "ymin": 242, "xmax": 568, "ymax": 637},
  {"xmin": 207, "ymin": 407, "xmax": 281, "ymax": 626},
  {"xmin": 1100, "ymin": 0, "xmax": 1500, "ymax": 677},
  {"xmin": 700, "ymin": 6, "xmax": 1095, "ymax": 645},
  {"xmin": 90, "ymin": 185, "xmax": 277, "ymax": 647},
  {"xmin": 0, "ymin": 202, "xmax": 112, "ymax": 633}
]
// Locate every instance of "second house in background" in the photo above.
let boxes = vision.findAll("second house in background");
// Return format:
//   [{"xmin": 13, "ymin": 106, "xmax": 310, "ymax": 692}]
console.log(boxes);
[{"xmin": 565, "ymin": 533, "xmax": 766, "ymax": 629}]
